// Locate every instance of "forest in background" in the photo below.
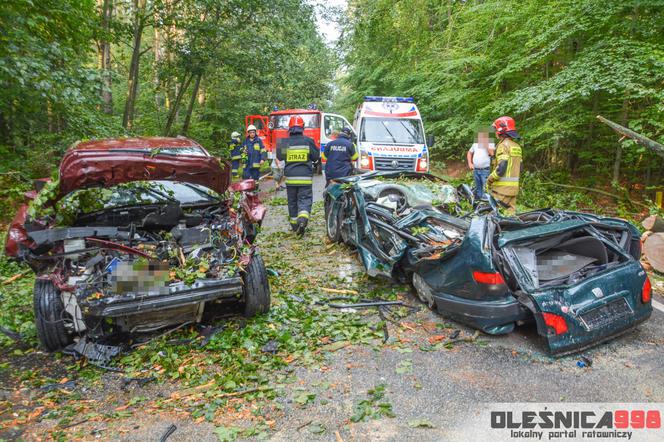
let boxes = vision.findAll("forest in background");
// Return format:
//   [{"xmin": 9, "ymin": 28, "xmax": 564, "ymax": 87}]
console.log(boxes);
[
  {"xmin": 0, "ymin": 0, "xmax": 334, "ymax": 181},
  {"xmin": 1, "ymin": 0, "xmax": 664, "ymax": 219},
  {"xmin": 336, "ymin": 0, "xmax": 664, "ymax": 205}
]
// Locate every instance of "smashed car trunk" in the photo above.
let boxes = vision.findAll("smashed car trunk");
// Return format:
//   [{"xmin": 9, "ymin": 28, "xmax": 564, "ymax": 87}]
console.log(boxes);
[
  {"xmin": 325, "ymin": 172, "xmax": 652, "ymax": 355},
  {"xmin": 499, "ymin": 212, "xmax": 651, "ymax": 354}
]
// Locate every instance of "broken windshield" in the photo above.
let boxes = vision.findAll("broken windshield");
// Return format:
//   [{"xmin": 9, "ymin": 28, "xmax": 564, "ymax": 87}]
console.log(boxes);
[
  {"xmin": 57, "ymin": 180, "xmax": 219, "ymax": 220},
  {"xmin": 360, "ymin": 117, "xmax": 424, "ymax": 144}
]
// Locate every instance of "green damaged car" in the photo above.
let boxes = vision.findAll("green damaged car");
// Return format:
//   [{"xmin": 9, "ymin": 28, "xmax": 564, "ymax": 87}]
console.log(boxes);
[{"xmin": 324, "ymin": 172, "xmax": 653, "ymax": 355}]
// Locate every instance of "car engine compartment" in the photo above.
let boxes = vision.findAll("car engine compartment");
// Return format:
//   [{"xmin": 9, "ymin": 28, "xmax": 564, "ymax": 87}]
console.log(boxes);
[{"xmin": 25, "ymin": 197, "xmax": 250, "ymax": 337}]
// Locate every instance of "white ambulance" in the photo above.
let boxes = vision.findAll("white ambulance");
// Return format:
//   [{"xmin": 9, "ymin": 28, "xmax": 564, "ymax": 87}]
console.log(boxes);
[{"xmin": 353, "ymin": 96, "xmax": 432, "ymax": 173}]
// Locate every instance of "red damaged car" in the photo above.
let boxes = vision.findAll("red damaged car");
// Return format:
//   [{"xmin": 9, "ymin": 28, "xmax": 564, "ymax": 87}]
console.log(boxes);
[{"xmin": 5, "ymin": 137, "xmax": 270, "ymax": 353}]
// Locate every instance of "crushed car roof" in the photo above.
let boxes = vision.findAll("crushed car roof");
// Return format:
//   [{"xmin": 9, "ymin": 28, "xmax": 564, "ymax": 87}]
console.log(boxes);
[
  {"xmin": 58, "ymin": 137, "xmax": 230, "ymax": 197},
  {"xmin": 73, "ymin": 136, "xmax": 204, "ymax": 150}
]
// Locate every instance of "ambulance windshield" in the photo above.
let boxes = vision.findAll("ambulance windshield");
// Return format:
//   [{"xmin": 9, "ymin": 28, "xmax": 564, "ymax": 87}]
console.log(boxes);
[{"xmin": 360, "ymin": 117, "xmax": 424, "ymax": 144}]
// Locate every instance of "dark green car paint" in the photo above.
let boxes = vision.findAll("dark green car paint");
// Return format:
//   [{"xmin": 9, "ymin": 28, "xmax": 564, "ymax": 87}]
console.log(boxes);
[
  {"xmin": 500, "ymin": 221, "xmax": 651, "ymax": 354},
  {"xmin": 325, "ymin": 172, "xmax": 652, "ymax": 356}
]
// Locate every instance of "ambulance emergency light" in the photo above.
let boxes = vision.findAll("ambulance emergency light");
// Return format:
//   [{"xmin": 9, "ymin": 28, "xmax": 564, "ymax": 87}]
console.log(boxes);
[{"xmin": 363, "ymin": 96, "xmax": 415, "ymax": 103}]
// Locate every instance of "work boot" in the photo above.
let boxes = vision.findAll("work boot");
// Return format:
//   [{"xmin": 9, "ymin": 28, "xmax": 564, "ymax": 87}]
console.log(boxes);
[{"xmin": 296, "ymin": 217, "xmax": 308, "ymax": 237}]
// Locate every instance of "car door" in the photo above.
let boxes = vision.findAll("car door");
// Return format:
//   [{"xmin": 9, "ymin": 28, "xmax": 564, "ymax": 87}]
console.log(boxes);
[{"xmin": 322, "ymin": 113, "xmax": 356, "ymax": 146}]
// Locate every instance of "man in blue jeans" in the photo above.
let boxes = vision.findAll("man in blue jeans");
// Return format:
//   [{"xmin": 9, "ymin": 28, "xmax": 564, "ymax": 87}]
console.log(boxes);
[{"xmin": 466, "ymin": 131, "xmax": 495, "ymax": 199}]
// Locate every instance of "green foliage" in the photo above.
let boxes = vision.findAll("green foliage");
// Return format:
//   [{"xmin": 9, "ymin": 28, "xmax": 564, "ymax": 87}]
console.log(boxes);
[
  {"xmin": 0, "ymin": 0, "xmax": 123, "ymax": 176},
  {"xmin": 0, "ymin": 173, "xmax": 31, "ymax": 221},
  {"xmin": 267, "ymin": 196, "xmax": 288, "ymax": 206},
  {"xmin": 0, "ymin": 244, "xmax": 36, "ymax": 348},
  {"xmin": 518, "ymin": 171, "xmax": 598, "ymax": 211},
  {"xmin": 338, "ymin": 0, "xmax": 664, "ymax": 186},
  {"xmin": 350, "ymin": 384, "xmax": 396, "ymax": 422},
  {"xmin": 0, "ymin": 0, "xmax": 334, "ymax": 218}
]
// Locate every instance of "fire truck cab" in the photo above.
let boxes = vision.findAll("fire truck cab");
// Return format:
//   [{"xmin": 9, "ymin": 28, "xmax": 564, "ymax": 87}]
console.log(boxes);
[{"xmin": 246, "ymin": 109, "xmax": 355, "ymax": 163}]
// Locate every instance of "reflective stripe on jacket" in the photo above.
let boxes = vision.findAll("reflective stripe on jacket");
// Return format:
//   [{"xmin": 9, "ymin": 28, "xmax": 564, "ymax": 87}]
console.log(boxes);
[
  {"xmin": 276, "ymin": 130, "xmax": 320, "ymax": 186},
  {"xmin": 229, "ymin": 138, "xmax": 243, "ymax": 160},
  {"xmin": 489, "ymin": 138, "xmax": 522, "ymax": 196},
  {"xmin": 242, "ymin": 136, "xmax": 266, "ymax": 169}
]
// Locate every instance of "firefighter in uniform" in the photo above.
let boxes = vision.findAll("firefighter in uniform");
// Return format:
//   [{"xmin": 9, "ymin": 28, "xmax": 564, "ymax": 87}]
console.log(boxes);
[
  {"xmin": 487, "ymin": 116, "xmax": 522, "ymax": 214},
  {"xmin": 322, "ymin": 127, "xmax": 358, "ymax": 187},
  {"xmin": 276, "ymin": 115, "xmax": 320, "ymax": 236},
  {"xmin": 242, "ymin": 124, "xmax": 266, "ymax": 181},
  {"xmin": 229, "ymin": 131, "xmax": 243, "ymax": 178}
]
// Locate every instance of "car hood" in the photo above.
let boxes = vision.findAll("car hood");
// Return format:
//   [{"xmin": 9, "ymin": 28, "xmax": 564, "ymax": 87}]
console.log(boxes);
[{"xmin": 58, "ymin": 148, "xmax": 230, "ymax": 198}]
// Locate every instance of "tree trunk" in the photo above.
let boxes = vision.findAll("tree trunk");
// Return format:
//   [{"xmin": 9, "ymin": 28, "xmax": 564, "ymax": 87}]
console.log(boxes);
[
  {"xmin": 153, "ymin": 26, "xmax": 164, "ymax": 109},
  {"xmin": 122, "ymin": 0, "xmax": 146, "ymax": 130},
  {"xmin": 643, "ymin": 233, "xmax": 664, "ymax": 273},
  {"xmin": 99, "ymin": 0, "xmax": 113, "ymax": 114},
  {"xmin": 571, "ymin": 93, "xmax": 600, "ymax": 172},
  {"xmin": 182, "ymin": 74, "xmax": 202, "ymax": 135},
  {"xmin": 163, "ymin": 73, "xmax": 193, "ymax": 136},
  {"xmin": 642, "ymin": 215, "xmax": 664, "ymax": 233},
  {"xmin": 612, "ymin": 98, "xmax": 628, "ymax": 183}
]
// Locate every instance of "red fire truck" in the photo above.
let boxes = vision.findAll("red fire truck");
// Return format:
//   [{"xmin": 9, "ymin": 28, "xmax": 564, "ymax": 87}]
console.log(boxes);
[{"xmin": 245, "ymin": 108, "xmax": 355, "ymax": 159}]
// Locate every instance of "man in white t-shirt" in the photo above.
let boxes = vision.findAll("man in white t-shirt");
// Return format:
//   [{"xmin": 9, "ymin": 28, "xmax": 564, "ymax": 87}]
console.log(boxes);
[
  {"xmin": 466, "ymin": 131, "xmax": 495, "ymax": 199},
  {"xmin": 268, "ymin": 149, "xmax": 285, "ymax": 192}
]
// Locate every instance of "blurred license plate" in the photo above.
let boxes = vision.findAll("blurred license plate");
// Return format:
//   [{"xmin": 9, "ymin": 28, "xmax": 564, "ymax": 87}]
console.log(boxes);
[{"xmin": 579, "ymin": 298, "xmax": 632, "ymax": 331}]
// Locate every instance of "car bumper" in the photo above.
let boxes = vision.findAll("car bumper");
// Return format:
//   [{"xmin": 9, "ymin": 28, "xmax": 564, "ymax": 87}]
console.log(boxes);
[
  {"xmin": 81, "ymin": 277, "xmax": 244, "ymax": 317},
  {"xmin": 540, "ymin": 303, "xmax": 652, "ymax": 356},
  {"xmin": 432, "ymin": 292, "xmax": 531, "ymax": 334}
]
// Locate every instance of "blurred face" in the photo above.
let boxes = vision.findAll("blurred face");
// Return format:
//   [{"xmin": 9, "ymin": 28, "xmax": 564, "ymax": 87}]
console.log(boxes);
[
  {"xmin": 478, "ymin": 131, "xmax": 489, "ymax": 143},
  {"xmin": 248, "ymin": 130, "xmax": 256, "ymax": 138}
]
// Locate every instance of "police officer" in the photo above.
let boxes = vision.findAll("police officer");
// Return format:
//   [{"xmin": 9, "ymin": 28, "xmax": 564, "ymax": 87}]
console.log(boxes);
[
  {"xmin": 242, "ymin": 125, "xmax": 266, "ymax": 181},
  {"xmin": 276, "ymin": 116, "xmax": 320, "ymax": 236},
  {"xmin": 229, "ymin": 131, "xmax": 243, "ymax": 178},
  {"xmin": 322, "ymin": 127, "xmax": 358, "ymax": 186},
  {"xmin": 487, "ymin": 116, "xmax": 522, "ymax": 214}
]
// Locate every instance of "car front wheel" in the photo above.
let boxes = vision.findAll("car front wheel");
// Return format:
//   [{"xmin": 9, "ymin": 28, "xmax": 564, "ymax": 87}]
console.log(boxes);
[
  {"xmin": 325, "ymin": 198, "xmax": 343, "ymax": 243},
  {"xmin": 412, "ymin": 272, "xmax": 436, "ymax": 310},
  {"xmin": 242, "ymin": 254, "xmax": 271, "ymax": 317},
  {"xmin": 34, "ymin": 279, "xmax": 74, "ymax": 351}
]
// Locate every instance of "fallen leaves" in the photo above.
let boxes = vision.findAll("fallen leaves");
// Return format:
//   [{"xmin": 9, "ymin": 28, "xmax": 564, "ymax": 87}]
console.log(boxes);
[
  {"xmin": 408, "ymin": 418, "xmax": 435, "ymax": 428},
  {"xmin": 427, "ymin": 335, "xmax": 445, "ymax": 344},
  {"xmin": 1, "ymin": 272, "xmax": 25, "ymax": 285},
  {"xmin": 319, "ymin": 340, "xmax": 351, "ymax": 353},
  {"xmin": 321, "ymin": 287, "xmax": 359, "ymax": 295}
]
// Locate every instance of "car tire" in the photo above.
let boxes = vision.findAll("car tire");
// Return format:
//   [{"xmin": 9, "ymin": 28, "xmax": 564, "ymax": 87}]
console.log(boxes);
[
  {"xmin": 325, "ymin": 198, "xmax": 343, "ymax": 243},
  {"xmin": 242, "ymin": 254, "xmax": 271, "ymax": 317},
  {"xmin": 412, "ymin": 273, "xmax": 436, "ymax": 310},
  {"xmin": 34, "ymin": 279, "xmax": 74, "ymax": 352}
]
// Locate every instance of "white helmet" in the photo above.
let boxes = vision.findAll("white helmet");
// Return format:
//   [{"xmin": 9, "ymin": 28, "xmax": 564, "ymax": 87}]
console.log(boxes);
[
  {"xmin": 247, "ymin": 125, "xmax": 257, "ymax": 132},
  {"xmin": 231, "ymin": 131, "xmax": 241, "ymax": 139}
]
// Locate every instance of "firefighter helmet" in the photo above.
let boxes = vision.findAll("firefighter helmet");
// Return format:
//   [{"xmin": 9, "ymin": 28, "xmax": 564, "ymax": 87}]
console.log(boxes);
[
  {"xmin": 231, "ymin": 131, "xmax": 241, "ymax": 139},
  {"xmin": 288, "ymin": 115, "xmax": 305, "ymax": 129},
  {"xmin": 247, "ymin": 125, "xmax": 257, "ymax": 133},
  {"xmin": 492, "ymin": 116, "xmax": 516, "ymax": 137}
]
